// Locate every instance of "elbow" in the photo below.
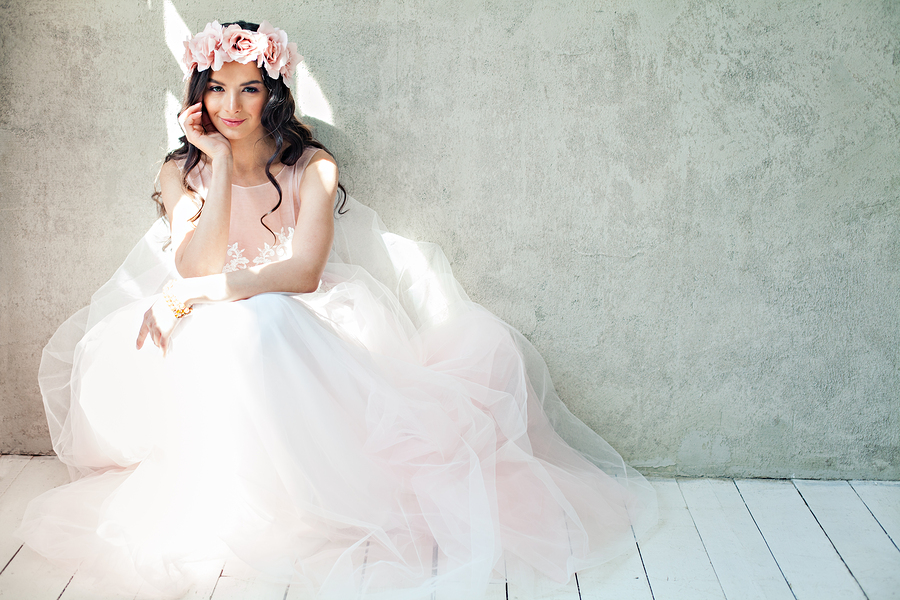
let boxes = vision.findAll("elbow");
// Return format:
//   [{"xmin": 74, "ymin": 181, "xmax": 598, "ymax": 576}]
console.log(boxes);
[
  {"xmin": 296, "ymin": 283, "xmax": 319, "ymax": 294},
  {"xmin": 289, "ymin": 262, "xmax": 324, "ymax": 294},
  {"xmin": 294, "ymin": 274, "xmax": 321, "ymax": 294}
]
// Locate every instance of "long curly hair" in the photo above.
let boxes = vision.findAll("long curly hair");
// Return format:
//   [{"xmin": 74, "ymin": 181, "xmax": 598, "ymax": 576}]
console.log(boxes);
[{"xmin": 152, "ymin": 21, "xmax": 347, "ymax": 240}]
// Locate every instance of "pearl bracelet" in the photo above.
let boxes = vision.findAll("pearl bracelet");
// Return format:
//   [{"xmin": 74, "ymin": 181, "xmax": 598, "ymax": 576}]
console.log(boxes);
[{"xmin": 163, "ymin": 280, "xmax": 193, "ymax": 318}]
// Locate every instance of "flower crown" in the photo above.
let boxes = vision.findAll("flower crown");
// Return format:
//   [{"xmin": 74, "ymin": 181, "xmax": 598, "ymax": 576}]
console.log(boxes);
[{"xmin": 183, "ymin": 21, "xmax": 302, "ymax": 81}]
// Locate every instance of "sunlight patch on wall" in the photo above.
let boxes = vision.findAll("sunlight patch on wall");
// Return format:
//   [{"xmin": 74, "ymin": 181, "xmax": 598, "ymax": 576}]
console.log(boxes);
[
  {"xmin": 295, "ymin": 62, "xmax": 334, "ymax": 125},
  {"xmin": 166, "ymin": 91, "xmax": 183, "ymax": 151},
  {"xmin": 163, "ymin": 0, "xmax": 190, "ymax": 76}
]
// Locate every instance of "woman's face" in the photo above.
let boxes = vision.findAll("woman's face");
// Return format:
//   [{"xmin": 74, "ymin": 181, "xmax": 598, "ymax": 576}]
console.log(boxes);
[{"xmin": 202, "ymin": 61, "xmax": 269, "ymax": 142}]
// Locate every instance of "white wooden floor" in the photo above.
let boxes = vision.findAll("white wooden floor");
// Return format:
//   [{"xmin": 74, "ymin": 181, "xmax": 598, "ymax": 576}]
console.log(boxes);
[{"xmin": 1, "ymin": 456, "xmax": 898, "ymax": 600}]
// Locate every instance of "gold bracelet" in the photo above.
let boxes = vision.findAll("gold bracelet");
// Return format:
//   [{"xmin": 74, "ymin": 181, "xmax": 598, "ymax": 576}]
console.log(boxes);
[{"xmin": 163, "ymin": 280, "xmax": 193, "ymax": 318}]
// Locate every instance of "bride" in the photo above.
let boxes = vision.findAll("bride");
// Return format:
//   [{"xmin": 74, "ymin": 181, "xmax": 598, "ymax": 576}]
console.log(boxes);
[{"xmin": 18, "ymin": 19, "xmax": 657, "ymax": 599}]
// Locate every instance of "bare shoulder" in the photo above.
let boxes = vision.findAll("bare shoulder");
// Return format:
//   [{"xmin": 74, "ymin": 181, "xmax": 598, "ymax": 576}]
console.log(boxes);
[
  {"xmin": 159, "ymin": 159, "xmax": 184, "ymax": 189},
  {"xmin": 306, "ymin": 149, "xmax": 338, "ymax": 176},
  {"xmin": 158, "ymin": 159, "xmax": 195, "ymax": 220},
  {"xmin": 300, "ymin": 150, "xmax": 339, "ymax": 196}
]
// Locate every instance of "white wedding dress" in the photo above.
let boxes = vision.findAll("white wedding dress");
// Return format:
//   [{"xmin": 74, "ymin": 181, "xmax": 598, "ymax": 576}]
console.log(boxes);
[{"xmin": 18, "ymin": 147, "xmax": 657, "ymax": 599}]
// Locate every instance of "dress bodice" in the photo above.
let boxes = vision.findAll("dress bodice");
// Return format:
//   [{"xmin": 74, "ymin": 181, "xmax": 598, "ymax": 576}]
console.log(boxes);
[{"xmin": 183, "ymin": 146, "xmax": 320, "ymax": 272}]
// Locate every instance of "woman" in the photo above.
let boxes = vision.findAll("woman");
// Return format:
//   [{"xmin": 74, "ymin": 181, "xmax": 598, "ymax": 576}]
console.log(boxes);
[{"xmin": 19, "ymin": 20, "xmax": 656, "ymax": 600}]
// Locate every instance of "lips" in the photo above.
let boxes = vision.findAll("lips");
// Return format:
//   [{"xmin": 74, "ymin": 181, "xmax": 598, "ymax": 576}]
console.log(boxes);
[{"xmin": 220, "ymin": 118, "xmax": 246, "ymax": 127}]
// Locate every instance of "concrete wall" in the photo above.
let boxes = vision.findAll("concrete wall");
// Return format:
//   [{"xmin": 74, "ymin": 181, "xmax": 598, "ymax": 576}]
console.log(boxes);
[{"xmin": 1, "ymin": 0, "xmax": 897, "ymax": 479}]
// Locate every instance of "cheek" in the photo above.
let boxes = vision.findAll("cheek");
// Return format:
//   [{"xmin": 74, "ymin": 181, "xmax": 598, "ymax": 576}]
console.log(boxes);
[{"xmin": 251, "ymin": 95, "xmax": 268, "ymax": 115}]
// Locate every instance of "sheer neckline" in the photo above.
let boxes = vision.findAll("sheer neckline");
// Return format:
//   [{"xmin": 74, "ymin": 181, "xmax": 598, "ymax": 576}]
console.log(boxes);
[{"xmin": 231, "ymin": 164, "xmax": 288, "ymax": 189}]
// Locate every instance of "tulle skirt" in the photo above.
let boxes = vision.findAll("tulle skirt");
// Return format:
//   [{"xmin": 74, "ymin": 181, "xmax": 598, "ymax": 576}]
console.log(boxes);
[{"xmin": 17, "ymin": 198, "xmax": 657, "ymax": 599}]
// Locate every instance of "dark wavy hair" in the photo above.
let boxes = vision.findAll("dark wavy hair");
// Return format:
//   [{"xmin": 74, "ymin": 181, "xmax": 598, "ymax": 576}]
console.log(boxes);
[{"xmin": 152, "ymin": 20, "xmax": 347, "ymax": 240}]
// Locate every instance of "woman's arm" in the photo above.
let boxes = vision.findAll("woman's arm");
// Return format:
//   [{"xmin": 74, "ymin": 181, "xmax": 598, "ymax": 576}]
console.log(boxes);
[
  {"xmin": 177, "ymin": 150, "xmax": 336, "ymax": 302},
  {"xmin": 136, "ymin": 151, "xmax": 338, "ymax": 354},
  {"xmin": 163, "ymin": 102, "xmax": 235, "ymax": 277}
]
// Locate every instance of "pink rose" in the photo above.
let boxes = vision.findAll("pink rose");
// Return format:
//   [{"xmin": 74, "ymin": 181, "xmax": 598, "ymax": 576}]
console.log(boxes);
[
  {"xmin": 184, "ymin": 21, "xmax": 299, "ymax": 81},
  {"xmin": 222, "ymin": 25, "xmax": 266, "ymax": 65},
  {"xmin": 183, "ymin": 21, "xmax": 224, "ymax": 74},
  {"xmin": 257, "ymin": 21, "xmax": 302, "ymax": 80},
  {"xmin": 281, "ymin": 42, "xmax": 302, "ymax": 80}
]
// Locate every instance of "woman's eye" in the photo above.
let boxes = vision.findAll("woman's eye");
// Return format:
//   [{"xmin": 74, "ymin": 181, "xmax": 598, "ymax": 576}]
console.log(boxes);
[
  {"xmin": 208, "ymin": 85, "xmax": 224, "ymax": 92},
  {"xmin": 243, "ymin": 87, "xmax": 260, "ymax": 93}
]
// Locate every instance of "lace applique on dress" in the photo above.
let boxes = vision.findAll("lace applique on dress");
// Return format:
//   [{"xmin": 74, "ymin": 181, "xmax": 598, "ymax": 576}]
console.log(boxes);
[
  {"xmin": 253, "ymin": 227, "xmax": 294, "ymax": 266},
  {"xmin": 222, "ymin": 227, "xmax": 294, "ymax": 273},
  {"xmin": 223, "ymin": 243, "xmax": 250, "ymax": 273}
]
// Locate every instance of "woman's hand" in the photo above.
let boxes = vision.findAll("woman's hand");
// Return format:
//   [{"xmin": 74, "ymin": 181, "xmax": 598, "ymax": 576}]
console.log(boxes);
[
  {"xmin": 136, "ymin": 297, "xmax": 180, "ymax": 356},
  {"xmin": 179, "ymin": 102, "xmax": 232, "ymax": 160}
]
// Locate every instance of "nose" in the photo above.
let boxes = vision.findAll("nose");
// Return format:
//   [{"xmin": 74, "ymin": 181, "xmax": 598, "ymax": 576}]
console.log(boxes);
[{"xmin": 225, "ymin": 90, "xmax": 241, "ymax": 113}]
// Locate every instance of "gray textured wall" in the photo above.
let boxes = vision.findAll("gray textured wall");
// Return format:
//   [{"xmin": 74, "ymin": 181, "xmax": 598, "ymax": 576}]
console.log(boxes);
[{"xmin": 1, "ymin": 0, "xmax": 897, "ymax": 479}]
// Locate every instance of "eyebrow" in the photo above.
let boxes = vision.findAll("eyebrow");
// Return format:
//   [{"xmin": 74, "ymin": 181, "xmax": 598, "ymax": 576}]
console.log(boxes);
[{"xmin": 208, "ymin": 78, "xmax": 264, "ymax": 86}]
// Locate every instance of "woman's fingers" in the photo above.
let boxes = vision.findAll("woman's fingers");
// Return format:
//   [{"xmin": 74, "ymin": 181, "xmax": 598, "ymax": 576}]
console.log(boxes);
[
  {"xmin": 177, "ymin": 103, "xmax": 196, "ymax": 128},
  {"xmin": 135, "ymin": 318, "xmax": 149, "ymax": 349},
  {"xmin": 180, "ymin": 102, "xmax": 202, "ymax": 121},
  {"xmin": 136, "ymin": 300, "xmax": 178, "ymax": 356},
  {"xmin": 177, "ymin": 102, "xmax": 232, "ymax": 159},
  {"xmin": 136, "ymin": 307, "xmax": 160, "ymax": 350},
  {"xmin": 179, "ymin": 103, "xmax": 204, "ymax": 140},
  {"xmin": 200, "ymin": 110, "xmax": 215, "ymax": 134}
]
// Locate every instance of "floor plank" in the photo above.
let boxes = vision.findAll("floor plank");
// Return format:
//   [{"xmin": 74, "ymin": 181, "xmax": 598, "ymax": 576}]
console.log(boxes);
[
  {"xmin": 678, "ymin": 478, "xmax": 793, "ymax": 600},
  {"xmin": 210, "ymin": 575, "xmax": 287, "ymax": 600},
  {"xmin": 213, "ymin": 560, "xmax": 288, "ymax": 600},
  {"xmin": 174, "ymin": 564, "xmax": 221, "ymax": 600},
  {"xmin": 575, "ymin": 547, "xmax": 653, "ymax": 600},
  {"xmin": 284, "ymin": 579, "xmax": 315, "ymax": 600},
  {"xmin": 0, "ymin": 544, "xmax": 74, "ymax": 599},
  {"xmin": 483, "ymin": 582, "xmax": 508, "ymax": 599},
  {"xmin": 3, "ymin": 470, "xmax": 899, "ymax": 600},
  {"xmin": 173, "ymin": 562, "xmax": 225, "ymax": 600},
  {"xmin": 0, "ymin": 457, "xmax": 70, "ymax": 570},
  {"xmin": 429, "ymin": 543, "xmax": 507, "ymax": 600},
  {"xmin": 58, "ymin": 565, "xmax": 222, "ymax": 600},
  {"xmin": 850, "ymin": 480, "xmax": 900, "ymax": 549},
  {"xmin": 637, "ymin": 479, "xmax": 725, "ymax": 600},
  {"xmin": 0, "ymin": 457, "xmax": 30, "ymax": 499},
  {"xmin": 735, "ymin": 479, "xmax": 865, "ymax": 600},
  {"xmin": 58, "ymin": 570, "xmax": 140, "ymax": 600},
  {"xmin": 795, "ymin": 480, "xmax": 900, "ymax": 600},
  {"xmin": 507, "ymin": 577, "xmax": 578, "ymax": 599}
]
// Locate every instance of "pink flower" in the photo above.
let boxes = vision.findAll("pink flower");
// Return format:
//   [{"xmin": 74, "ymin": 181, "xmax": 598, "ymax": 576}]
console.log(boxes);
[
  {"xmin": 183, "ymin": 21, "xmax": 300, "ymax": 81},
  {"xmin": 281, "ymin": 42, "xmax": 302, "ymax": 80},
  {"xmin": 183, "ymin": 21, "xmax": 224, "ymax": 75},
  {"xmin": 221, "ymin": 24, "xmax": 266, "ymax": 65},
  {"xmin": 257, "ymin": 21, "xmax": 302, "ymax": 80}
]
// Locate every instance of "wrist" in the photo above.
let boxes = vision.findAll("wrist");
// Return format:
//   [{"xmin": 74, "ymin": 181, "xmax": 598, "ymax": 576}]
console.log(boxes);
[
  {"xmin": 210, "ymin": 154, "xmax": 233, "ymax": 170},
  {"xmin": 174, "ymin": 277, "xmax": 201, "ymax": 308},
  {"xmin": 163, "ymin": 280, "xmax": 193, "ymax": 318},
  {"xmin": 176, "ymin": 273, "xmax": 230, "ymax": 307}
]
